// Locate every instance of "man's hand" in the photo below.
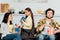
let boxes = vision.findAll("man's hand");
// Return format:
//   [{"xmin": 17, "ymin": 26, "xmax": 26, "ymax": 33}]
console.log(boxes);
[
  {"xmin": 54, "ymin": 30, "xmax": 60, "ymax": 34},
  {"xmin": 39, "ymin": 24, "xmax": 45, "ymax": 31},
  {"xmin": 47, "ymin": 27, "xmax": 55, "ymax": 35}
]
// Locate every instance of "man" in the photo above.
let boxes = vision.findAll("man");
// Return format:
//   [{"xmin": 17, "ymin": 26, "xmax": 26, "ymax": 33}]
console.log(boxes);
[{"xmin": 36, "ymin": 8, "xmax": 60, "ymax": 40}]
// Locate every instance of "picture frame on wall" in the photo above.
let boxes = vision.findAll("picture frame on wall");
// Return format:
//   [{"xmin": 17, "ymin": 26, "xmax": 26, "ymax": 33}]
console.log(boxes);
[
  {"xmin": 0, "ymin": 4, "xmax": 9, "ymax": 13},
  {"xmin": 1, "ymin": 4, "xmax": 5, "ymax": 13},
  {"xmin": 5, "ymin": 4, "xmax": 9, "ymax": 12}
]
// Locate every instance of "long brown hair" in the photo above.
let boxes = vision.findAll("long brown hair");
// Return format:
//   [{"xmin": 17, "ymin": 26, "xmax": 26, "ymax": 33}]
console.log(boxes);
[{"xmin": 25, "ymin": 8, "xmax": 34, "ymax": 28}]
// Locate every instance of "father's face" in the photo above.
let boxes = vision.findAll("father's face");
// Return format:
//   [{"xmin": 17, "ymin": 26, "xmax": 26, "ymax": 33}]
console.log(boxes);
[{"xmin": 46, "ymin": 11, "xmax": 53, "ymax": 19}]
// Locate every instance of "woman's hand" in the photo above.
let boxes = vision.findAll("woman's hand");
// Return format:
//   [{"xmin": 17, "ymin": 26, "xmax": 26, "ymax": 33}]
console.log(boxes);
[
  {"xmin": 20, "ymin": 20, "xmax": 24, "ymax": 24},
  {"xmin": 15, "ymin": 24, "xmax": 20, "ymax": 28}
]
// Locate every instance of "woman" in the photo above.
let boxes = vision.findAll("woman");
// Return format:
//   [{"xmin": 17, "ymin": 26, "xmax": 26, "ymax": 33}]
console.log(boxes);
[
  {"xmin": 1, "ymin": 12, "xmax": 21, "ymax": 40},
  {"xmin": 21, "ymin": 8, "xmax": 35, "ymax": 40}
]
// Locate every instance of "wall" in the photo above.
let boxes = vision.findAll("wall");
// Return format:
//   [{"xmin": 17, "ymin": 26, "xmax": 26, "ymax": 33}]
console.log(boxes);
[{"xmin": 0, "ymin": 0, "xmax": 60, "ymax": 27}]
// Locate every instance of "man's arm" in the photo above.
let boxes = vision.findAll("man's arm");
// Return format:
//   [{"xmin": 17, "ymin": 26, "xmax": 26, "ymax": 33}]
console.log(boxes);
[
  {"xmin": 54, "ymin": 21, "xmax": 60, "ymax": 34},
  {"xmin": 54, "ymin": 25, "xmax": 60, "ymax": 34},
  {"xmin": 36, "ymin": 19, "xmax": 45, "ymax": 33}
]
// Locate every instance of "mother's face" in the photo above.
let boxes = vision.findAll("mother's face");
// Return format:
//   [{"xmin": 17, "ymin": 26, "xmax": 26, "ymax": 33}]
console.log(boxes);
[{"xmin": 8, "ymin": 14, "xmax": 13, "ymax": 21}]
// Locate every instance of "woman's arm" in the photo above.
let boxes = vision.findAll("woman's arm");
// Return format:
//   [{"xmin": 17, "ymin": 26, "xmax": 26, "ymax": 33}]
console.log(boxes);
[
  {"xmin": 1, "ymin": 23, "xmax": 4, "ymax": 34},
  {"xmin": 22, "ymin": 17, "xmax": 32, "ymax": 27}
]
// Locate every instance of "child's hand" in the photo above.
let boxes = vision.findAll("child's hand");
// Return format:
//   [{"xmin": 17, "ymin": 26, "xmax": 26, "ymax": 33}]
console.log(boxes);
[{"xmin": 15, "ymin": 24, "xmax": 20, "ymax": 28}]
